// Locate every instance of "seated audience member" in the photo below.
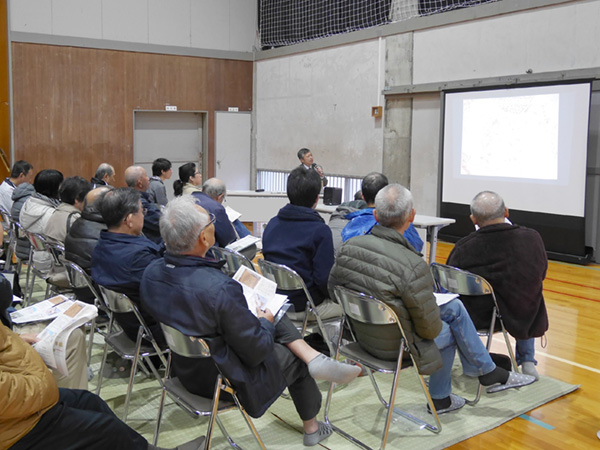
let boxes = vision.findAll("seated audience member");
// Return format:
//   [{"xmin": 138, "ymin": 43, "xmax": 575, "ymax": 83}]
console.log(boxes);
[
  {"xmin": 20, "ymin": 169, "xmax": 64, "ymax": 273},
  {"xmin": 447, "ymin": 191, "xmax": 548, "ymax": 380},
  {"xmin": 297, "ymin": 148, "xmax": 328, "ymax": 187},
  {"xmin": 140, "ymin": 196, "xmax": 361, "ymax": 446},
  {"xmin": 91, "ymin": 162, "xmax": 116, "ymax": 188},
  {"xmin": 91, "ymin": 188, "xmax": 164, "ymax": 345},
  {"xmin": 329, "ymin": 184, "xmax": 536, "ymax": 414},
  {"xmin": 262, "ymin": 167, "xmax": 341, "ymax": 320},
  {"xmin": 65, "ymin": 187, "xmax": 111, "ymax": 272},
  {"xmin": 11, "ymin": 180, "xmax": 35, "ymax": 263},
  {"xmin": 191, "ymin": 178, "xmax": 248, "ymax": 247},
  {"xmin": 339, "ymin": 172, "xmax": 423, "ymax": 253},
  {"xmin": 173, "ymin": 162, "xmax": 202, "ymax": 196},
  {"xmin": 45, "ymin": 176, "xmax": 92, "ymax": 243},
  {"xmin": 329, "ymin": 197, "xmax": 368, "ymax": 254},
  {"xmin": 148, "ymin": 158, "xmax": 172, "ymax": 206},
  {"xmin": 0, "ymin": 322, "xmax": 204, "ymax": 450},
  {"xmin": 124, "ymin": 166, "xmax": 162, "ymax": 244},
  {"xmin": 0, "ymin": 272, "xmax": 89, "ymax": 389},
  {"xmin": 0, "ymin": 160, "xmax": 33, "ymax": 216}
]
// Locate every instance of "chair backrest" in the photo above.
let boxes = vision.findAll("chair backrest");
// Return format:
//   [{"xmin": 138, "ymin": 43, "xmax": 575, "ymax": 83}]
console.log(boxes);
[
  {"xmin": 25, "ymin": 231, "xmax": 49, "ymax": 252},
  {"xmin": 333, "ymin": 285, "xmax": 406, "ymax": 361},
  {"xmin": 98, "ymin": 285, "xmax": 136, "ymax": 314},
  {"xmin": 62, "ymin": 258, "xmax": 100, "ymax": 297},
  {"xmin": 12, "ymin": 220, "xmax": 27, "ymax": 240},
  {"xmin": 335, "ymin": 285, "xmax": 398, "ymax": 326},
  {"xmin": 209, "ymin": 246, "xmax": 256, "ymax": 276},
  {"xmin": 160, "ymin": 322, "xmax": 211, "ymax": 359},
  {"xmin": 257, "ymin": 259, "xmax": 307, "ymax": 292},
  {"xmin": 430, "ymin": 262, "xmax": 493, "ymax": 297},
  {"xmin": 44, "ymin": 239, "xmax": 66, "ymax": 266},
  {"xmin": 0, "ymin": 206, "xmax": 11, "ymax": 228}
]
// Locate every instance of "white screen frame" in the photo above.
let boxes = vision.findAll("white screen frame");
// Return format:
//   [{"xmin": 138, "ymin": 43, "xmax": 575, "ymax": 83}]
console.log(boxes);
[{"xmin": 442, "ymin": 82, "xmax": 591, "ymax": 217}]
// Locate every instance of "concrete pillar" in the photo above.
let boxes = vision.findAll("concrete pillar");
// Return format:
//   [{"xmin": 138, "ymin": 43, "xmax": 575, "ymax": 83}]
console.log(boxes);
[{"xmin": 383, "ymin": 33, "xmax": 413, "ymax": 186}]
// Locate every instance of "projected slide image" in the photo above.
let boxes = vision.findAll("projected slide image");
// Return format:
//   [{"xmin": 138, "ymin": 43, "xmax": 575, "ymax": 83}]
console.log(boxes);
[{"xmin": 461, "ymin": 93, "xmax": 559, "ymax": 180}]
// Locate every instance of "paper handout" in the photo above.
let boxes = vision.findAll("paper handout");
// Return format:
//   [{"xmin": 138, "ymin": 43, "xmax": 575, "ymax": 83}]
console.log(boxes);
[
  {"xmin": 11, "ymin": 296, "xmax": 98, "ymax": 377},
  {"xmin": 232, "ymin": 265, "xmax": 288, "ymax": 318}
]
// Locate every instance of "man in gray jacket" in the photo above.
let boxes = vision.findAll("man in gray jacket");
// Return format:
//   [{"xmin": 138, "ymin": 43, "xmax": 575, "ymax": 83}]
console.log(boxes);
[{"xmin": 329, "ymin": 184, "xmax": 535, "ymax": 414}]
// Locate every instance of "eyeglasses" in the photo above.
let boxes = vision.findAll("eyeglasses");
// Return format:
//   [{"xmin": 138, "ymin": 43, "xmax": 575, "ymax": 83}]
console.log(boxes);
[
  {"xmin": 201, "ymin": 213, "xmax": 216, "ymax": 232},
  {"xmin": 141, "ymin": 208, "xmax": 148, "ymax": 216}
]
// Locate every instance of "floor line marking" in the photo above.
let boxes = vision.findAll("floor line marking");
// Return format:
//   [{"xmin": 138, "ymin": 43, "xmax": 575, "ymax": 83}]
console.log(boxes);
[
  {"xmin": 491, "ymin": 337, "xmax": 600, "ymax": 374},
  {"xmin": 518, "ymin": 414, "xmax": 555, "ymax": 430}
]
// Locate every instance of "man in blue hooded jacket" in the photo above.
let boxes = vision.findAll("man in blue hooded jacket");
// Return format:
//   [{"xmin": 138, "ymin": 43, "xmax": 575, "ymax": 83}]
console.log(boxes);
[{"xmin": 341, "ymin": 172, "xmax": 423, "ymax": 252}]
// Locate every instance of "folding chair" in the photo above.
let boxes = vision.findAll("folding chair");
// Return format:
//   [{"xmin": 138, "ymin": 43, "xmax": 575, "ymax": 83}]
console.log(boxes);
[
  {"xmin": 61, "ymin": 258, "xmax": 107, "ymax": 365},
  {"xmin": 11, "ymin": 220, "xmax": 32, "ymax": 299},
  {"xmin": 153, "ymin": 323, "xmax": 266, "ymax": 450},
  {"xmin": 95, "ymin": 286, "xmax": 167, "ymax": 422},
  {"xmin": 0, "ymin": 206, "xmax": 15, "ymax": 271},
  {"xmin": 257, "ymin": 259, "xmax": 340, "ymax": 356},
  {"xmin": 324, "ymin": 286, "xmax": 441, "ymax": 450},
  {"xmin": 430, "ymin": 262, "xmax": 518, "ymax": 405},
  {"xmin": 209, "ymin": 246, "xmax": 256, "ymax": 276},
  {"xmin": 23, "ymin": 231, "xmax": 71, "ymax": 305}
]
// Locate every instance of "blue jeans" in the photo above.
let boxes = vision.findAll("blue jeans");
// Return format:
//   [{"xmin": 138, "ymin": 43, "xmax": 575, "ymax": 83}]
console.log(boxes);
[
  {"xmin": 516, "ymin": 338, "xmax": 536, "ymax": 365},
  {"xmin": 233, "ymin": 219, "xmax": 251, "ymax": 238},
  {"xmin": 429, "ymin": 299, "xmax": 496, "ymax": 399}
]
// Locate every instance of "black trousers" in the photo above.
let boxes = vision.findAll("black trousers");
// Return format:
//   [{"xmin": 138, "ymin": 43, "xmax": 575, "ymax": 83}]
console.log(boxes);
[
  {"xmin": 10, "ymin": 389, "xmax": 148, "ymax": 450},
  {"xmin": 273, "ymin": 316, "xmax": 322, "ymax": 421},
  {"xmin": 175, "ymin": 316, "xmax": 321, "ymax": 422}
]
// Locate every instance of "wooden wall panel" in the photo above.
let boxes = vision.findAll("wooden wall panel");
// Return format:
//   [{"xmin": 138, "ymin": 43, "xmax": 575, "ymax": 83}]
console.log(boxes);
[
  {"xmin": 0, "ymin": 0, "xmax": 10, "ymax": 177},
  {"xmin": 11, "ymin": 43, "xmax": 253, "ymax": 185}
]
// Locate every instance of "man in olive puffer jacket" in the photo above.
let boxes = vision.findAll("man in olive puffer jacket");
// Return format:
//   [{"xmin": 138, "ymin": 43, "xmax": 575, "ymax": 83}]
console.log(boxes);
[{"xmin": 329, "ymin": 184, "xmax": 536, "ymax": 414}]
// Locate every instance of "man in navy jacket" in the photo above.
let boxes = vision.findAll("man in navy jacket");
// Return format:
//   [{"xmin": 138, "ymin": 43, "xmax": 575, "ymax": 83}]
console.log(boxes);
[
  {"xmin": 91, "ymin": 188, "xmax": 165, "ymax": 346},
  {"xmin": 190, "ymin": 178, "xmax": 237, "ymax": 247},
  {"xmin": 124, "ymin": 165, "xmax": 163, "ymax": 244},
  {"xmin": 140, "ymin": 196, "xmax": 360, "ymax": 446},
  {"xmin": 262, "ymin": 167, "xmax": 341, "ymax": 320}
]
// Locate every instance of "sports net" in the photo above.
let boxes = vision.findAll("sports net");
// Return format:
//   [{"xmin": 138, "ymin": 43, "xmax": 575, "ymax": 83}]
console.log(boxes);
[{"xmin": 259, "ymin": 0, "xmax": 501, "ymax": 49}]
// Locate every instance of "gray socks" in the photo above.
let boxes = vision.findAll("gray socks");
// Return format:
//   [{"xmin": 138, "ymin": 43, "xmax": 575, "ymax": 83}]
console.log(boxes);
[
  {"xmin": 521, "ymin": 362, "xmax": 540, "ymax": 381},
  {"xmin": 303, "ymin": 421, "xmax": 332, "ymax": 446},
  {"xmin": 307, "ymin": 353, "xmax": 361, "ymax": 384}
]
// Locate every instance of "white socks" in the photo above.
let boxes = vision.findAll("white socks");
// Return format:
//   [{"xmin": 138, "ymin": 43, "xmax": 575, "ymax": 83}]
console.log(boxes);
[{"xmin": 307, "ymin": 353, "xmax": 361, "ymax": 384}]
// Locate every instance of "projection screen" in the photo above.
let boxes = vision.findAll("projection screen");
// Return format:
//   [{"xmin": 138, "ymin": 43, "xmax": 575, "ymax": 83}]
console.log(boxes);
[{"xmin": 440, "ymin": 82, "xmax": 592, "ymax": 260}]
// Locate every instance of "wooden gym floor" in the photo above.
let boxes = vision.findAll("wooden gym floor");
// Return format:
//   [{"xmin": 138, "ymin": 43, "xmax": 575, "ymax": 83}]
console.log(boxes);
[{"xmin": 433, "ymin": 241, "xmax": 600, "ymax": 449}]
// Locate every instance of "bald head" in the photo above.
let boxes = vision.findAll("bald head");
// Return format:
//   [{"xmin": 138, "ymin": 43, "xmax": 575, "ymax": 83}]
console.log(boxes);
[
  {"xmin": 470, "ymin": 191, "xmax": 507, "ymax": 227},
  {"xmin": 84, "ymin": 187, "xmax": 111, "ymax": 209},
  {"xmin": 124, "ymin": 166, "xmax": 150, "ymax": 192},
  {"xmin": 202, "ymin": 178, "xmax": 226, "ymax": 202}
]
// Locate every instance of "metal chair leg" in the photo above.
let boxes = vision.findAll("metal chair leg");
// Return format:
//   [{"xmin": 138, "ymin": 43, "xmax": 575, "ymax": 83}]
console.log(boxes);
[
  {"xmin": 204, "ymin": 376, "xmax": 223, "ymax": 450},
  {"xmin": 95, "ymin": 340, "xmax": 110, "ymax": 395},
  {"xmin": 87, "ymin": 317, "xmax": 96, "ymax": 365},
  {"xmin": 153, "ymin": 351, "xmax": 172, "ymax": 446},
  {"xmin": 122, "ymin": 325, "xmax": 144, "ymax": 422}
]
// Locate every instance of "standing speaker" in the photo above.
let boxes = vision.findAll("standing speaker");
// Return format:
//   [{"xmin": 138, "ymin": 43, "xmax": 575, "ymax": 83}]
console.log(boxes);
[{"xmin": 323, "ymin": 187, "xmax": 342, "ymax": 205}]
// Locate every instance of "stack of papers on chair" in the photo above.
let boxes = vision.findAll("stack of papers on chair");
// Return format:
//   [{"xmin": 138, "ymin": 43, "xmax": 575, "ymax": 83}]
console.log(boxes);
[
  {"xmin": 226, "ymin": 235, "xmax": 261, "ymax": 252},
  {"xmin": 434, "ymin": 293, "xmax": 459, "ymax": 306}
]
